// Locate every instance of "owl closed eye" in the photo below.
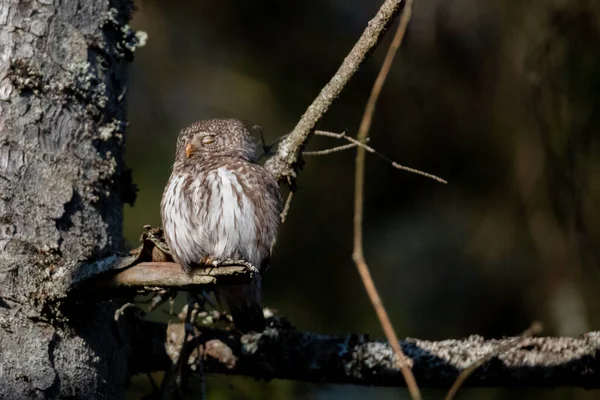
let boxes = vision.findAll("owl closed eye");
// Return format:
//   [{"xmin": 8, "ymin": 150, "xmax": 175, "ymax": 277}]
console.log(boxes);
[{"xmin": 177, "ymin": 118, "xmax": 258, "ymax": 162}]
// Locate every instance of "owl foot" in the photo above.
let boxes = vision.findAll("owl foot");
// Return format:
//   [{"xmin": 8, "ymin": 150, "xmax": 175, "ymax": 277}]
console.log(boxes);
[
  {"xmin": 204, "ymin": 258, "xmax": 259, "ymax": 275},
  {"xmin": 200, "ymin": 255, "xmax": 215, "ymax": 266}
]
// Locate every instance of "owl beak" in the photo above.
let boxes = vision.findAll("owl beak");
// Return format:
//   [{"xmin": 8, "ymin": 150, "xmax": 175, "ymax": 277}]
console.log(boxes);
[{"xmin": 185, "ymin": 142, "xmax": 193, "ymax": 158}]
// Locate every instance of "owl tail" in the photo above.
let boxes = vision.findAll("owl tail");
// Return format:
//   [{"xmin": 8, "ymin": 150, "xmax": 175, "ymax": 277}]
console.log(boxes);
[{"xmin": 218, "ymin": 275, "xmax": 266, "ymax": 333}]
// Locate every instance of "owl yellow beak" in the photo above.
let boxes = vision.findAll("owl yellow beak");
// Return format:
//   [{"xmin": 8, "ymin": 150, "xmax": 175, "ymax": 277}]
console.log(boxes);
[{"xmin": 185, "ymin": 142, "xmax": 193, "ymax": 158}]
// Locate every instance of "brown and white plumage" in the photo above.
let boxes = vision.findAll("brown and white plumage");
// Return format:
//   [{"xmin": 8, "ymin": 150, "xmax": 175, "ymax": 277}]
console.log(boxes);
[{"xmin": 160, "ymin": 118, "xmax": 282, "ymax": 333}]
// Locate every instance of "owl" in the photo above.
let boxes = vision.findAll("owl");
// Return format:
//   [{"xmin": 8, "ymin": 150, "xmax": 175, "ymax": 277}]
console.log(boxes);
[{"xmin": 160, "ymin": 118, "xmax": 283, "ymax": 333}]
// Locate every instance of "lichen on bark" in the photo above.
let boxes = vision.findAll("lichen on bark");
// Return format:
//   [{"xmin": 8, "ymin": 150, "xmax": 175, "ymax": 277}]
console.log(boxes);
[{"xmin": 0, "ymin": 1, "xmax": 143, "ymax": 398}]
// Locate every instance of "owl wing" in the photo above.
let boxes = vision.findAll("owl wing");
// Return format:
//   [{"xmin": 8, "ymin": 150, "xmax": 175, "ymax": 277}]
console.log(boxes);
[{"xmin": 240, "ymin": 163, "xmax": 283, "ymax": 271}]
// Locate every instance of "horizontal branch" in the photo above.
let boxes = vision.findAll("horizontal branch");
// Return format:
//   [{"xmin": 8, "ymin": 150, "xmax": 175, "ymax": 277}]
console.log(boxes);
[
  {"xmin": 131, "ymin": 319, "xmax": 600, "ymax": 388},
  {"xmin": 73, "ymin": 261, "xmax": 255, "ymax": 295},
  {"xmin": 69, "ymin": 226, "xmax": 256, "ymax": 295},
  {"xmin": 106, "ymin": 262, "xmax": 253, "ymax": 289}
]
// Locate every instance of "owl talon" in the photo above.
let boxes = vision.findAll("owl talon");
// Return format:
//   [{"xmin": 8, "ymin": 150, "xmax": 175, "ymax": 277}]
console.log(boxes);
[
  {"xmin": 201, "ymin": 257, "xmax": 217, "ymax": 275},
  {"xmin": 202, "ymin": 258, "xmax": 259, "ymax": 275},
  {"xmin": 200, "ymin": 256, "xmax": 215, "ymax": 266},
  {"xmin": 239, "ymin": 261, "xmax": 259, "ymax": 275},
  {"xmin": 223, "ymin": 259, "xmax": 259, "ymax": 275}
]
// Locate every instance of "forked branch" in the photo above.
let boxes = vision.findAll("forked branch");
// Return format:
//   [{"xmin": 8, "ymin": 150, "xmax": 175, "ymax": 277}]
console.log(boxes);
[
  {"xmin": 264, "ymin": 0, "xmax": 405, "ymax": 182},
  {"xmin": 308, "ymin": 130, "xmax": 447, "ymax": 183}
]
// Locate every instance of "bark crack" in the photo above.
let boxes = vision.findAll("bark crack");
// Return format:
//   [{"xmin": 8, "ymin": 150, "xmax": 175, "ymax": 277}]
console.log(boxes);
[{"xmin": 40, "ymin": 332, "xmax": 61, "ymax": 397}]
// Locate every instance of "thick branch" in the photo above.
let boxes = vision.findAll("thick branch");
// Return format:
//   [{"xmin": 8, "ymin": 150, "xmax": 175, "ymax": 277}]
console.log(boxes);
[
  {"xmin": 132, "ymin": 322, "xmax": 600, "ymax": 388},
  {"xmin": 264, "ymin": 0, "xmax": 404, "ymax": 182}
]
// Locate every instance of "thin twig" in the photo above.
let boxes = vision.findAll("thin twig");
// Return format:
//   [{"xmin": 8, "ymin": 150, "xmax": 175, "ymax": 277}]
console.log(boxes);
[
  {"xmin": 264, "ymin": 0, "xmax": 405, "ymax": 182},
  {"xmin": 315, "ymin": 130, "xmax": 366, "ymax": 142},
  {"xmin": 391, "ymin": 162, "xmax": 447, "ymax": 183},
  {"xmin": 314, "ymin": 130, "xmax": 447, "ymax": 183},
  {"xmin": 147, "ymin": 289, "xmax": 177, "ymax": 312},
  {"xmin": 445, "ymin": 322, "xmax": 543, "ymax": 400},
  {"xmin": 114, "ymin": 302, "xmax": 136, "ymax": 321},
  {"xmin": 352, "ymin": 1, "xmax": 420, "ymax": 399},
  {"xmin": 303, "ymin": 142, "xmax": 358, "ymax": 155},
  {"xmin": 280, "ymin": 190, "xmax": 295, "ymax": 223}
]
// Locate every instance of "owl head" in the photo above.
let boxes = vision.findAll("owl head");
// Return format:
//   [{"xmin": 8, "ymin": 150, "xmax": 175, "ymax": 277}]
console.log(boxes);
[{"xmin": 175, "ymin": 118, "xmax": 258, "ymax": 162}]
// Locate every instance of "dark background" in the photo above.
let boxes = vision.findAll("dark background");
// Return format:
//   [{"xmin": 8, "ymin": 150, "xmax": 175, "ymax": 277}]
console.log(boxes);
[{"xmin": 124, "ymin": 0, "xmax": 600, "ymax": 398}]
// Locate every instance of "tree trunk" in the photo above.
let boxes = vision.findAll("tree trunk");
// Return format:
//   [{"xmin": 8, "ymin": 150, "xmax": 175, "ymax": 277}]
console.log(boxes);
[{"xmin": 0, "ymin": 0, "xmax": 139, "ymax": 398}]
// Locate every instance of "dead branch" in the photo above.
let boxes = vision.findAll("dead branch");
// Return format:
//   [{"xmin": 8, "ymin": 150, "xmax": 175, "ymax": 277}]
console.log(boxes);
[
  {"xmin": 129, "ymin": 318, "xmax": 600, "ymax": 389},
  {"xmin": 106, "ymin": 262, "xmax": 254, "ymax": 290},
  {"xmin": 73, "ymin": 261, "xmax": 255, "ymax": 295},
  {"xmin": 264, "ymin": 0, "xmax": 405, "ymax": 182}
]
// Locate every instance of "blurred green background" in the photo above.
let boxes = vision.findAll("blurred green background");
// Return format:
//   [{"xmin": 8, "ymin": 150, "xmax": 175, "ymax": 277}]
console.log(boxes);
[{"xmin": 124, "ymin": 0, "xmax": 600, "ymax": 398}]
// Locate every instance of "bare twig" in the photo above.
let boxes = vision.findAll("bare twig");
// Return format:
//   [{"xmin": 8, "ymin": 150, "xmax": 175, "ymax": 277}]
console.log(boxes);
[
  {"xmin": 313, "ymin": 130, "xmax": 447, "ymax": 183},
  {"xmin": 303, "ymin": 142, "xmax": 358, "ymax": 156},
  {"xmin": 146, "ymin": 289, "xmax": 177, "ymax": 312},
  {"xmin": 280, "ymin": 190, "xmax": 295, "ymax": 223},
  {"xmin": 352, "ymin": 1, "xmax": 420, "ymax": 399},
  {"xmin": 264, "ymin": 0, "xmax": 405, "ymax": 182},
  {"xmin": 445, "ymin": 322, "xmax": 544, "ymax": 400},
  {"xmin": 391, "ymin": 162, "xmax": 447, "ymax": 183},
  {"xmin": 114, "ymin": 302, "xmax": 136, "ymax": 321},
  {"xmin": 316, "ymin": 130, "xmax": 368, "ymax": 142}
]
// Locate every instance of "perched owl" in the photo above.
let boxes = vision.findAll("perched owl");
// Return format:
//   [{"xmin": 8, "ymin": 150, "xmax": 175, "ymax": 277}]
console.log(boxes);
[{"xmin": 160, "ymin": 118, "xmax": 283, "ymax": 333}]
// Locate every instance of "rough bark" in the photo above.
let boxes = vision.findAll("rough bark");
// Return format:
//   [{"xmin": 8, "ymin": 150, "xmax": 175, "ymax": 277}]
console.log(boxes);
[
  {"xmin": 133, "ymin": 321, "xmax": 600, "ymax": 389},
  {"xmin": 0, "ymin": 0, "xmax": 140, "ymax": 398}
]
